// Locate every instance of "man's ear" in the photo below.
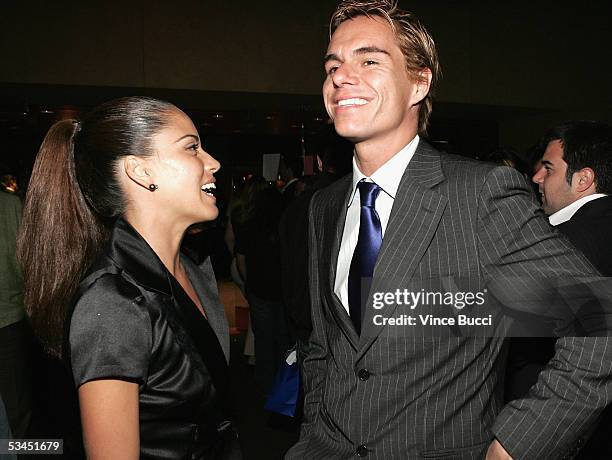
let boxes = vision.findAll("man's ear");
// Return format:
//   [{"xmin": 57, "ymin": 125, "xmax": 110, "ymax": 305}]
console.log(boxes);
[
  {"xmin": 573, "ymin": 167, "xmax": 596, "ymax": 193},
  {"xmin": 411, "ymin": 67, "xmax": 432, "ymax": 106},
  {"xmin": 123, "ymin": 156, "xmax": 154, "ymax": 190}
]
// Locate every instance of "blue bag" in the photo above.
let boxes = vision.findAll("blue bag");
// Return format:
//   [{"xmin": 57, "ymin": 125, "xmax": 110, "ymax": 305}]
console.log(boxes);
[{"xmin": 264, "ymin": 347, "xmax": 301, "ymax": 417}]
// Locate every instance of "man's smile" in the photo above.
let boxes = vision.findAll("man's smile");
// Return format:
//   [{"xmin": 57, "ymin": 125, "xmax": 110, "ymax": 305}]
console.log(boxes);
[{"xmin": 337, "ymin": 97, "xmax": 369, "ymax": 107}]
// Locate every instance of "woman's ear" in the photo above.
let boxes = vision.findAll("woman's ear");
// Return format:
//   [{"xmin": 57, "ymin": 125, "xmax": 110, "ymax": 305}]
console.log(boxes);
[{"xmin": 123, "ymin": 156, "xmax": 155, "ymax": 191}]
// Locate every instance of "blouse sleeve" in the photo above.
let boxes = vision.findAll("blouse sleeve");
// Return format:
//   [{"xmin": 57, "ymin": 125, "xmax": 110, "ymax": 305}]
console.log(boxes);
[{"xmin": 69, "ymin": 275, "xmax": 152, "ymax": 387}]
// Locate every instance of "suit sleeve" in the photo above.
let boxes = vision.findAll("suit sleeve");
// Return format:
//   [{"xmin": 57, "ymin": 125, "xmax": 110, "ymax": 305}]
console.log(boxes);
[
  {"xmin": 295, "ymin": 193, "xmax": 330, "ymax": 446},
  {"xmin": 476, "ymin": 166, "xmax": 612, "ymax": 459}
]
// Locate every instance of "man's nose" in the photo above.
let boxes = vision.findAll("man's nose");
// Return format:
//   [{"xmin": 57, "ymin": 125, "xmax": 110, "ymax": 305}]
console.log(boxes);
[
  {"xmin": 532, "ymin": 167, "xmax": 544, "ymax": 184},
  {"xmin": 332, "ymin": 63, "xmax": 359, "ymax": 87}
]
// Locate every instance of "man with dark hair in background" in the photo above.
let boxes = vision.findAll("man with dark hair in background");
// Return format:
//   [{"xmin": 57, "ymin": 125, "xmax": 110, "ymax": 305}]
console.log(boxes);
[
  {"xmin": 507, "ymin": 121, "xmax": 612, "ymax": 458},
  {"xmin": 287, "ymin": 1, "xmax": 612, "ymax": 459},
  {"xmin": 533, "ymin": 121, "xmax": 612, "ymax": 273}
]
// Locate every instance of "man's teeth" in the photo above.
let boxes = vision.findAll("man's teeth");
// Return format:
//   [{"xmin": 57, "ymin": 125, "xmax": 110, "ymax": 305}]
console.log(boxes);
[
  {"xmin": 338, "ymin": 98, "xmax": 368, "ymax": 107},
  {"xmin": 201, "ymin": 183, "xmax": 216, "ymax": 195}
]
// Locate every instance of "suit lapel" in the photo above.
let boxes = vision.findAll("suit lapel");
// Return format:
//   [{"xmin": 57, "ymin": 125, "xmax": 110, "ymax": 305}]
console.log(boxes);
[
  {"xmin": 358, "ymin": 142, "xmax": 448, "ymax": 354},
  {"xmin": 322, "ymin": 176, "xmax": 360, "ymax": 349},
  {"xmin": 168, "ymin": 260, "xmax": 230, "ymax": 411},
  {"xmin": 184, "ymin": 256, "xmax": 230, "ymax": 363}
]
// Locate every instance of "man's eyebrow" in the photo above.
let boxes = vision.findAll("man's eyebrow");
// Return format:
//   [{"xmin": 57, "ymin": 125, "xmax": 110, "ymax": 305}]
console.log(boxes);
[
  {"xmin": 324, "ymin": 46, "xmax": 390, "ymax": 64},
  {"xmin": 354, "ymin": 46, "xmax": 390, "ymax": 56},
  {"xmin": 175, "ymin": 134, "xmax": 199, "ymax": 143},
  {"xmin": 324, "ymin": 53, "xmax": 340, "ymax": 64}
]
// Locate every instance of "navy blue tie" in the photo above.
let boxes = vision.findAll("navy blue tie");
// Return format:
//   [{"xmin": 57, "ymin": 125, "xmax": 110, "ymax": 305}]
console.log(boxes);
[{"xmin": 348, "ymin": 181, "xmax": 382, "ymax": 335}]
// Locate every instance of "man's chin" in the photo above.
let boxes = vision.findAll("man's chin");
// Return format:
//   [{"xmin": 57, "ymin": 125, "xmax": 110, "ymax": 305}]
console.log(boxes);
[{"xmin": 332, "ymin": 125, "xmax": 366, "ymax": 143}]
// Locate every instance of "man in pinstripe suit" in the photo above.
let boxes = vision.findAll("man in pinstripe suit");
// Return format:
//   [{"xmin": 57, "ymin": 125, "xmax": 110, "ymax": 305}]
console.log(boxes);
[{"xmin": 286, "ymin": 1, "xmax": 612, "ymax": 459}]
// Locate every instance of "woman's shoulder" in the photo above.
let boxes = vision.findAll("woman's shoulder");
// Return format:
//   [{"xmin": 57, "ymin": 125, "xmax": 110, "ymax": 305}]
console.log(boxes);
[
  {"xmin": 70, "ymin": 256, "xmax": 151, "ymax": 331},
  {"xmin": 77, "ymin": 260, "xmax": 144, "ymax": 303},
  {"xmin": 68, "ymin": 267, "xmax": 154, "ymax": 387}
]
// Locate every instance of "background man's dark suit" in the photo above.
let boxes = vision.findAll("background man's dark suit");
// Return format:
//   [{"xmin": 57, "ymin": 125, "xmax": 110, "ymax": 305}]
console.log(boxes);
[
  {"xmin": 507, "ymin": 195, "xmax": 612, "ymax": 459},
  {"xmin": 557, "ymin": 195, "xmax": 612, "ymax": 275},
  {"xmin": 287, "ymin": 141, "xmax": 612, "ymax": 460},
  {"xmin": 559, "ymin": 195, "xmax": 612, "ymax": 458}
]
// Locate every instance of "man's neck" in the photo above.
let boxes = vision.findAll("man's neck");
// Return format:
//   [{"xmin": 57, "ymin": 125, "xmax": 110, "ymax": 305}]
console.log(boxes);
[
  {"xmin": 549, "ymin": 193, "xmax": 607, "ymax": 226},
  {"xmin": 353, "ymin": 129, "xmax": 418, "ymax": 176}
]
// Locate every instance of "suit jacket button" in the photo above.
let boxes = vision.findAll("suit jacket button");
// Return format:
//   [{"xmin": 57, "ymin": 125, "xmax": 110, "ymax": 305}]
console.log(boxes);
[
  {"xmin": 356, "ymin": 444, "xmax": 368, "ymax": 457},
  {"xmin": 357, "ymin": 368, "xmax": 370, "ymax": 381}
]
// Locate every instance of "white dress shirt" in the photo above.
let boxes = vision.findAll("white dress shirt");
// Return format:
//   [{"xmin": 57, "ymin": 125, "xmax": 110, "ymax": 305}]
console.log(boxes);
[
  {"xmin": 334, "ymin": 135, "xmax": 420, "ymax": 313},
  {"xmin": 548, "ymin": 194, "xmax": 607, "ymax": 226}
]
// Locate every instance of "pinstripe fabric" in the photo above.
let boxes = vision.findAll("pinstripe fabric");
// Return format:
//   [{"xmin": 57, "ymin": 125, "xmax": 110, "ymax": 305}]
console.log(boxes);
[{"xmin": 285, "ymin": 141, "xmax": 612, "ymax": 460}]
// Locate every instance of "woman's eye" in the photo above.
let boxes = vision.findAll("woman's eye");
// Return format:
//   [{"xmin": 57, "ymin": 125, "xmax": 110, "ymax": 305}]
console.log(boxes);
[
  {"xmin": 188, "ymin": 144, "xmax": 199, "ymax": 153},
  {"xmin": 327, "ymin": 66, "xmax": 338, "ymax": 76}
]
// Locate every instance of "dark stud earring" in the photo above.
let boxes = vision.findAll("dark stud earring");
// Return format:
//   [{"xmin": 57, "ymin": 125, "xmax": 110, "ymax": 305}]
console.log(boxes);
[{"xmin": 148, "ymin": 184, "xmax": 158, "ymax": 192}]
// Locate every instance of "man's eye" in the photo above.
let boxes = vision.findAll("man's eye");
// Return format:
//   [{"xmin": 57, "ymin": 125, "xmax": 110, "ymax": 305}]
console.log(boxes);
[
  {"xmin": 327, "ymin": 66, "xmax": 338, "ymax": 75},
  {"xmin": 364, "ymin": 60, "xmax": 378, "ymax": 66}
]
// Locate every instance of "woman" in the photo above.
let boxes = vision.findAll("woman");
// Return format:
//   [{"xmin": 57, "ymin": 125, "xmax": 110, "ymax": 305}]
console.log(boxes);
[{"xmin": 18, "ymin": 97, "xmax": 240, "ymax": 459}]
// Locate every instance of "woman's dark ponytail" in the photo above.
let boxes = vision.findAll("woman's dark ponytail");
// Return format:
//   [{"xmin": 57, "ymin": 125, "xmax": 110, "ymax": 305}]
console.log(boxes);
[
  {"xmin": 17, "ymin": 119, "xmax": 107, "ymax": 358},
  {"xmin": 18, "ymin": 96, "xmax": 176, "ymax": 358}
]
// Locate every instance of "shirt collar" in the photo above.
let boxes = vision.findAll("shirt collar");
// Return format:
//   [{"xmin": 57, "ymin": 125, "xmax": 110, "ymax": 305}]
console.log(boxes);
[
  {"xmin": 548, "ymin": 193, "xmax": 607, "ymax": 226},
  {"xmin": 348, "ymin": 135, "xmax": 420, "ymax": 206}
]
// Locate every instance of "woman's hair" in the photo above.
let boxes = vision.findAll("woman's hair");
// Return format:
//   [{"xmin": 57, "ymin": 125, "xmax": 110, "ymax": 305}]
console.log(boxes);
[{"xmin": 17, "ymin": 96, "xmax": 176, "ymax": 357}]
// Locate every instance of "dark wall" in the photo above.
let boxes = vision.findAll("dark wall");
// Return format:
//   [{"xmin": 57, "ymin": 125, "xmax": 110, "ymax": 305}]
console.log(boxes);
[
  {"xmin": 2, "ymin": 1, "xmax": 611, "ymax": 112},
  {"xmin": 0, "ymin": 0, "xmax": 335, "ymax": 94}
]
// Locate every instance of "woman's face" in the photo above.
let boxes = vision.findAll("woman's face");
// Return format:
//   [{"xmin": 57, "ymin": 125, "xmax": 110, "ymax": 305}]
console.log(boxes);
[{"xmin": 148, "ymin": 109, "xmax": 221, "ymax": 224}]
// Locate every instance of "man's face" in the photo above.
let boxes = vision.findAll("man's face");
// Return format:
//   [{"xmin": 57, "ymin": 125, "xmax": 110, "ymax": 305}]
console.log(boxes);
[
  {"xmin": 532, "ymin": 140, "xmax": 576, "ymax": 215},
  {"xmin": 323, "ymin": 16, "xmax": 419, "ymax": 147}
]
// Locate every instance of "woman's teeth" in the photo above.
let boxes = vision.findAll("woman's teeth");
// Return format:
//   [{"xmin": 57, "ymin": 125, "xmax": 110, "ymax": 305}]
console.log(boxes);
[{"xmin": 201, "ymin": 183, "xmax": 216, "ymax": 196}]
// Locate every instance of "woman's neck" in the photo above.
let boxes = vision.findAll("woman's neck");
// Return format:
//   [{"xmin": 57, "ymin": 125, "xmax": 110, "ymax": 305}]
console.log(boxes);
[{"xmin": 123, "ymin": 211, "xmax": 188, "ymax": 277}]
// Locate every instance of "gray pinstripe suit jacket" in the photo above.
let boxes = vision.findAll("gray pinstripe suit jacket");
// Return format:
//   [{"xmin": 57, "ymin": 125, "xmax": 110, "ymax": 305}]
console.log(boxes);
[{"xmin": 286, "ymin": 141, "xmax": 612, "ymax": 460}]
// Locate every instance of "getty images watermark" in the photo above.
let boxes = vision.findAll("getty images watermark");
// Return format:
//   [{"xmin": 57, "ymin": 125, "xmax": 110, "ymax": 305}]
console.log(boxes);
[
  {"xmin": 364, "ymin": 274, "xmax": 612, "ymax": 337},
  {"xmin": 371, "ymin": 288, "xmax": 493, "ymax": 328}
]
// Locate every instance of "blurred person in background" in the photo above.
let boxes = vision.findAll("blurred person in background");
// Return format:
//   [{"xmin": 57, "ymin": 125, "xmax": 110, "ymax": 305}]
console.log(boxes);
[
  {"xmin": 235, "ymin": 184, "xmax": 290, "ymax": 395},
  {"xmin": 0, "ymin": 187, "xmax": 31, "ymax": 439},
  {"xmin": 225, "ymin": 176, "xmax": 269, "ymax": 366},
  {"xmin": 225, "ymin": 176, "xmax": 268, "ymax": 295},
  {"xmin": 0, "ymin": 397, "xmax": 13, "ymax": 448},
  {"xmin": 481, "ymin": 147, "xmax": 531, "ymax": 178},
  {"xmin": 279, "ymin": 128, "xmax": 353, "ymax": 356},
  {"xmin": 18, "ymin": 96, "xmax": 241, "ymax": 459},
  {"xmin": 278, "ymin": 156, "xmax": 303, "ymax": 209}
]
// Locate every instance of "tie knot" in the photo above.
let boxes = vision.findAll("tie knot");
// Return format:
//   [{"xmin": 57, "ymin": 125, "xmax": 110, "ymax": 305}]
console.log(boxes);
[{"xmin": 357, "ymin": 181, "xmax": 381, "ymax": 208}]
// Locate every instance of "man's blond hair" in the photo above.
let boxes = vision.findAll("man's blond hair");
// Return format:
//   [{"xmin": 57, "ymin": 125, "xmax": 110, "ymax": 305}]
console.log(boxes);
[{"xmin": 330, "ymin": 0, "xmax": 441, "ymax": 135}]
